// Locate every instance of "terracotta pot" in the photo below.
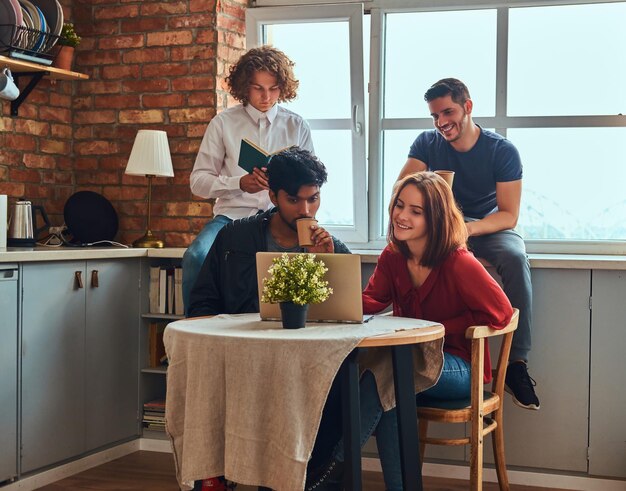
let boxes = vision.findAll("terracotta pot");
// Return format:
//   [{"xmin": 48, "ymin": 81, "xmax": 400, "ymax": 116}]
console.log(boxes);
[
  {"xmin": 279, "ymin": 302, "xmax": 308, "ymax": 329},
  {"xmin": 53, "ymin": 45, "xmax": 75, "ymax": 71}
]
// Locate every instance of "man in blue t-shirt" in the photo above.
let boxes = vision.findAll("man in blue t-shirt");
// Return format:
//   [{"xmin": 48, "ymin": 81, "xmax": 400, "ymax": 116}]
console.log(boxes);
[{"xmin": 399, "ymin": 78, "xmax": 539, "ymax": 410}]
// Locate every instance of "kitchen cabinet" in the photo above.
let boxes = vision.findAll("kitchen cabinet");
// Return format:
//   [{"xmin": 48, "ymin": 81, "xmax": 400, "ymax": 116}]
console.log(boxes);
[
  {"xmin": 20, "ymin": 259, "xmax": 140, "ymax": 473},
  {"xmin": 589, "ymin": 270, "xmax": 626, "ymax": 478},
  {"xmin": 0, "ymin": 264, "xmax": 18, "ymax": 482}
]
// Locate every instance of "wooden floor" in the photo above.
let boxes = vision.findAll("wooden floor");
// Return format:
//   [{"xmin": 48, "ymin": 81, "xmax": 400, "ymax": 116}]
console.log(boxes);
[{"xmin": 36, "ymin": 451, "xmax": 567, "ymax": 491}]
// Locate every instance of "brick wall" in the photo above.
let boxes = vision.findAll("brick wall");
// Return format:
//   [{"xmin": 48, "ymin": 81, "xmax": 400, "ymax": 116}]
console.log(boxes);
[{"xmin": 0, "ymin": 0, "xmax": 247, "ymax": 247}]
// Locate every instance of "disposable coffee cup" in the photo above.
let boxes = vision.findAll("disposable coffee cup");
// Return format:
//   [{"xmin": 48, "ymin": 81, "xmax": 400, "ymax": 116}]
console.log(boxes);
[
  {"xmin": 0, "ymin": 68, "xmax": 19, "ymax": 101},
  {"xmin": 434, "ymin": 170, "xmax": 455, "ymax": 188},
  {"xmin": 296, "ymin": 218, "xmax": 318, "ymax": 247}
]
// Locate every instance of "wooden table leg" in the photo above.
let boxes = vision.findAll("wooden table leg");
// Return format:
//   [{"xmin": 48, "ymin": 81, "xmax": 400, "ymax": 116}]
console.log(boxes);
[
  {"xmin": 391, "ymin": 345, "xmax": 423, "ymax": 491},
  {"xmin": 340, "ymin": 349, "xmax": 361, "ymax": 490}
]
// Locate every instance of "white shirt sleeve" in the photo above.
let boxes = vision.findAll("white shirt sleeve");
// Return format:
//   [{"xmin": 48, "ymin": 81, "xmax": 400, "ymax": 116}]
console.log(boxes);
[{"xmin": 190, "ymin": 116, "xmax": 244, "ymax": 200}]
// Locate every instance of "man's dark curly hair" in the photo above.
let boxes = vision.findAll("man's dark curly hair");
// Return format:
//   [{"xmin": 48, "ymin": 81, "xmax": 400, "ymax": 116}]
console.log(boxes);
[
  {"xmin": 226, "ymin": 46, "xmax": 299, "ymax": 105},
  {"xmin": 424, "ymin": 78, "xmax": 471, "ymax": 106},
  {"xmin": 267, "ymin": 148, "xmax": 327, "ymax": 197}
]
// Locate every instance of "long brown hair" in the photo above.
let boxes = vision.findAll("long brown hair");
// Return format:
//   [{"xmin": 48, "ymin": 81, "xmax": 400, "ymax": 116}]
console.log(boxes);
[{"xmin": 388, "ymin": 172, "xmax": 467, "ymax": 267}]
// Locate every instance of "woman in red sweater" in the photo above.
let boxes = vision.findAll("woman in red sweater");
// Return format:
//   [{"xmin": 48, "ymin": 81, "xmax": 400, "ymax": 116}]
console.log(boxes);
[{"xmin": 306, "ymin": 172, "xmax": 513, "ymax": 491}]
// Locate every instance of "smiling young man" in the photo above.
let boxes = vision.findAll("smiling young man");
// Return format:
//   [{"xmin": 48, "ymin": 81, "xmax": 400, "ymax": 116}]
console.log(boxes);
[
  {"xmin": 397, "ymin": 78, "xmax": 540, "ymax": 410},
  {"xmin": 182, "ymin": 46, "xmax": 314, "ymax": 311},
  {"xmin": 187, "ymin": 148, "xmax": 349, "ymax": 318}
]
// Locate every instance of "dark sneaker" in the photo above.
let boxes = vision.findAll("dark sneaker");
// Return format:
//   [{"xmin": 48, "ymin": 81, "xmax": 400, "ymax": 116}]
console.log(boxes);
[
  {"xmin": 505, "ymin": 361, "xmax": 540, "ymax": 410},
  {"xmin": 305, "ymin": 459, "xmax": 343, "ymax": 491}
]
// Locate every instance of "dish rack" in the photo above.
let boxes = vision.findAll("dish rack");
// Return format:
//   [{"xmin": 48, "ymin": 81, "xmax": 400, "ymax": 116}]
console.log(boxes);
[{"xmin": 0, "ymin": 24, "xmax": 61, "ymax": 65}]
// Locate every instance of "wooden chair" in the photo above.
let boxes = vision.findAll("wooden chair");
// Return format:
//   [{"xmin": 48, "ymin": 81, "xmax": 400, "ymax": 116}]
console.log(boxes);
[{"xmin": 416, "ymin": 308, "xmax": 519, "ymax": 491}]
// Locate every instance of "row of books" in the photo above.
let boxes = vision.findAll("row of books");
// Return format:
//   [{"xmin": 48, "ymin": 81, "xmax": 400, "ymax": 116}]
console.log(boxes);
[
  {"xmin": 149, "ymin": 266, "xmax": 184, "ymax": 315},
  {"xmin": 143, "ymin": 399, "xmax": 166, "ymax": 433}
]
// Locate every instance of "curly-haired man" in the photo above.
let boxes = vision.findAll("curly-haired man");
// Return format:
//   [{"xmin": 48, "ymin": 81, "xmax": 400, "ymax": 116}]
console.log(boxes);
[{"xmin": 183, "ymin": 46, "xmax": 314, "ymax": 309}]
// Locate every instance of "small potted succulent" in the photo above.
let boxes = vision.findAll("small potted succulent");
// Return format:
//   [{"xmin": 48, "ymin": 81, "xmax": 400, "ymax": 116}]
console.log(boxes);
[
  {"xmin": 53, "ymin": 23, "xmax": 81, "ymax": 71},
  {"xmin": 261, "ymin": 253, "xmax": 333, "ymax": 329}
]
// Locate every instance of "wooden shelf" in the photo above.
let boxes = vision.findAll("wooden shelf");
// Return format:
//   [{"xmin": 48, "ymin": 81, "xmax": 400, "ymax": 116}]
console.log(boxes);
[
  {"xmin": 0, "ymin": 54, "xmax": 89, "ymax": 80},
  {"xmin": 0, "ymin": 54, "xmax": 89, "ymax": 116}
]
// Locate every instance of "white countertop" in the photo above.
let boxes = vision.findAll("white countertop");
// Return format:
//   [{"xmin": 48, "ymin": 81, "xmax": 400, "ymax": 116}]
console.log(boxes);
[{"xmin": 1, "ymin": 246, "xmax": 625, "ymax": 270}]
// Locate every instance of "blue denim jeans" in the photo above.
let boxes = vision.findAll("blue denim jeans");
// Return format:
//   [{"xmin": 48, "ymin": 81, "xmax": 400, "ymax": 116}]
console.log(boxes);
[
  {"xmin": 331, "ymin": 352, "xmax": 471, "ymax": 491},
  {"xmin": 181, "ymin": 215, "xmax": 232, "ymax": 314}
]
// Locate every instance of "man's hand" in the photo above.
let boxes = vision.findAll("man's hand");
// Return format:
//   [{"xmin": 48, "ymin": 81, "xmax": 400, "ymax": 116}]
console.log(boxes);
[
  {"xmin": 307, "ymin": 225, "xmax": 334, "ymax": 253},
  {"xmin": 239, "ymin": 167, "xmax": 269, "ymax": 193}
]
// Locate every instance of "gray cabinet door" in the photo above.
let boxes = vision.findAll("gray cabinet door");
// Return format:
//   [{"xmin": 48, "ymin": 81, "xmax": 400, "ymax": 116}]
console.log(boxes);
[
  {"xmin": 589, "ymin": 270, "xmax": 626, "ymax": 478},
  {"xmin": 85, "ymin": 259, "xmax": 140, "ymax": 450},
  {"xmin": 21, "ymin": 261, "xmax": 86, "ymax": 473},
  {"xmin": 485, "ymin": 269, "xmax": 591, "ymax": 472},
  {"xmin": 0, "ymin": 266, "xmax": 18, "ymax": 482}
]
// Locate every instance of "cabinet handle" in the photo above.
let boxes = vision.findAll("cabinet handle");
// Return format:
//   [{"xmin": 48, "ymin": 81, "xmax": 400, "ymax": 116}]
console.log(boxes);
[
  {"xmin": 91, "ymin": 270, "xmax": 99, "ymax": 288},
  {"xmin": 75, "ymin": 271, "xmax": 83, "ymax": 289}
]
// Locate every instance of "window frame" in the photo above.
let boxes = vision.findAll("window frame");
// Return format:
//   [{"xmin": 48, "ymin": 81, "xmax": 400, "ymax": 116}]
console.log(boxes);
[
  {"xmin": 250, "ymin": 0, "xmax": 626, "ymax": 254},
  {"xmin": 246, "ymin": 4, "xmax": 369, "ymax": 243}
]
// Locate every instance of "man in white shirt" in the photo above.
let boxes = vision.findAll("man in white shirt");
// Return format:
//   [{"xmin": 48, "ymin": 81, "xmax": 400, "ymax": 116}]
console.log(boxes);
[{"xmin": 183, "ymin": 46, "xmax": 314, "ymax": 308}]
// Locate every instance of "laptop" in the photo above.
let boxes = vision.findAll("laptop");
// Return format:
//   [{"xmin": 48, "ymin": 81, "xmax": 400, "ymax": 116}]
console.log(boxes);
[{"xmin": 256, "ymin": 252, "xmax": 371, "ymax": 323}]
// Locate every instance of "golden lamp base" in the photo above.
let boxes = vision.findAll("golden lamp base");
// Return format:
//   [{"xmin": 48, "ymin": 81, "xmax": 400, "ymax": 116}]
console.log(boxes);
[{"xmin": 132, "ymin": 230, "xmax": 165, "ymax": 248}]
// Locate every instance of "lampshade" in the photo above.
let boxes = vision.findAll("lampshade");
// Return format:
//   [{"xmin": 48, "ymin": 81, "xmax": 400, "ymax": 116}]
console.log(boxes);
[{"xmin": 125, "ymin": 130, "xmax": 174, "ymax": 177}]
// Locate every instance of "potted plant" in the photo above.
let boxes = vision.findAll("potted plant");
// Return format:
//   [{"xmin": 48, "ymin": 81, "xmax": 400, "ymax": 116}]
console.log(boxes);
[
  {"xmin": 261, "ymin": 253, "xmax": 333, "ymax": 329},
  {"xmin": 53, "ymin": 23, "xmax": 81, "ymax": 71}
]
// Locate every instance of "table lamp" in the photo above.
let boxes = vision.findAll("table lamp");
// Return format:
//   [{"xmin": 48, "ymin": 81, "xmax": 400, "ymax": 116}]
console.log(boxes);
[{"xmin": 125, "ymin": 130, "xmax": 174, "ymax": 248}]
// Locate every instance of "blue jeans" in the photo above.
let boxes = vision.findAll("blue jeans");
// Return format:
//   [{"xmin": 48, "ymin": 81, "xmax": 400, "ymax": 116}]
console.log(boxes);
[
  {"xmin": 468, "ymin": 229, "xmax": 532, "ymax": 362},
  {"xmin": 331, "ymin": 353, "xmax": 471, "ymax": 491},
  {"xmin": 181, "ymin": 215, "xmax": 232, "ymax": 314}
]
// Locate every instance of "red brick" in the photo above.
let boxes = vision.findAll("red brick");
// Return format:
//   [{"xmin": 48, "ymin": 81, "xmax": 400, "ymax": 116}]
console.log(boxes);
[
  {"xmin": 74, "ymin": 127, "xmax": 93, "ymax": 140},
  {"xmin": 51, "ymin": 124, "xmax": 73, "ymax": 139},
  {"xmin": 94, "ymin": 94, "xmax": 141, "ymax": 110},
  {"xmin": 42, "ymin": 171, "xmax": 73, "ymax": 185},
  {"xmin": 190, "ymin": 60, "xmax": 216, "ymax": 75},
  {"xmin": 218, "ymin": 30, "xmax": 245, "ymax": 49},
  {"xmin": 74, "ymin": 141, "xmax": 120, "ymax": 155},
  {"xmin": 73, "ymin": 97, "xmax": 94, "ymax": 110},
  {"xmin": 100, "ymin": 156, "xmax": 125, "ymax": 170},
  {"xmin": 9, "ymin": 168, "xmax": 40, "ymax": 183},
  {"xmin": 169, "ymin": 107, "xmax": 214, "ymax": 123},
  {"xmin": 218, "ymin": 1, "xmax": 245, "ymax": 20},
  {"xmin": 170, "ymin": 140, "xmax": 201, "ymax": 154},
  {"xmin": 38, "ymin": 106, "xmax": 72, "ymax": 123},
  {"xmin": 188, "ymin": 91, "xmax": 216, "ymax": 107},
  {"xmin": 0, "ymin": 183, "xmax": 25, "ymax": 197},
  {"xmin": 49, "ymin": 93, "xmax": 72, "ymax": 108},
  {"xmin": 23, "ymin": 153, "xmax": 56, "ymax": 169},
  {"xmin": 122, "ymin": 79, "xmax": 169, "ymax": 93},
  {"xmin": 123, "ymin": 48, "xmax": 168, "ymax": 64},
  {"xmin": 142, "ymin": 63, "xmax": 189, "ymax": 78},
  {"xmin": 40, "ymin": 139, "xmax": 71, "ymax": 154},
  {"xmin": 121, "ymin": 17, "xmax": 167, "ymax": 33},
  {"xmin": 77, "ymin": 51, "xmax": 122, "ymax": 66},
  {"xmin": 190, "ymin": 0, "xmax": 216, "ymax": 13},
  {"xmin": 142, "ymin": 93, "xmax": 185, "ymax": 108},
  {"xmin": 74, "ymin": 157, "xmax": 99, "ymax": 170},
  {"xmin": 147, "ymin": 31, "xmax": 193, "ymax": 47},
  {"xmin": 170, "ymin": 45, "xmax": 216, "ymax": 61},
  {"xmin": 102, "ymin": 65, "xmax": 141, "ymax": 80},
  {"xmin": 98, "ymin": 34, "xmax": 145, "ymax": 50},
  {"xmin": 95, "ymin": 4, "xmax": 139, "ymax": 20},
  {"xmin": 170, "ymin": 13, "xmax": 215, "ymax": 29},
  {"xmin": 7, "ymin": 135, "xmax": 37, "ymax": 151},
  {"xmin": 0, "ymin": 117, "xmax": 14, "ymax": 131},
  {"xmin": 74, "ymin": 110, "xmax": 117, "ymax": 125},
  {"xmin": 23, "ymin": 184, "xmax": 51, "ymax": 199},
  {"xmin": 78, "ymin": 81, "xmax": 122, "ymax": 95},
  {"xmin": 119, "ymin": 110, "xmax": 165, "ymax": 124},
  {"xmin": 172, "ymin": 76, "xmax": 215, "ymax": 92},
  {"xmin": 79, "ymin": 20, "xmax": 119, "ymax": 36},
  {"xmin": 165, "ymin": 201, "xmax": 213, "ymax": 216},
  {"xmin": 216, "ymin": 15, "xmax": 245, "ymax": 33},
  {"xmin": 76, "ymin": 171, "xmax": 120, "ymax": 185},
  {"xmin": 15, "ymin": 120, "xmax": 50, "ymax": 137},
  {"xmin": 187, "ymin": 124, "xmax": 210, "ymax": 138},
  {"xmin": 93, "ymin": 126, "xmax": 137, "ymax": 140},
  {"xmin": 142, "ymin": 1, "xmax": 187, "ymax": 15}
]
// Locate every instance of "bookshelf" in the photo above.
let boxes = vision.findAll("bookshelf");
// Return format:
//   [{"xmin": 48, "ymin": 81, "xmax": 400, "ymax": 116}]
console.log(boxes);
[{"xmin": 140, "ymin": 250, "xmax": 184, "ymax": 439}]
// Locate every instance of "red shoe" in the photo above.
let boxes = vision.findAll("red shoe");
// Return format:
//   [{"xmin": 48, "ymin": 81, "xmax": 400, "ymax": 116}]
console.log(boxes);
[{"xmin": 200, "ymin": 477, "xmax": 227, "ymax": 491}]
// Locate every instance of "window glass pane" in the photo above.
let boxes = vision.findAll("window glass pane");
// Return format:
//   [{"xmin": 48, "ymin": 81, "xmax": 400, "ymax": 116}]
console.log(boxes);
[
  {"xmin": 379, "ymin": 130, "xmax": 422, "ymax": 235},
  {"xmin": 313, "ymin": 130, "xmax": 354, "ymax": 227},
  {"xmin": 508, "ymin": 4, "xmax": 626, "ymax": 116},
  {"xmin": 265, "ymin": 22, "xmax": 351, "ymax": 119},
  {"xmin": 511, "ymin": 128, "xmax": 626, "ymax": 240},
  {"xmin": 384, "ymin": 10, "xmax": 497, "ymax": 119}
]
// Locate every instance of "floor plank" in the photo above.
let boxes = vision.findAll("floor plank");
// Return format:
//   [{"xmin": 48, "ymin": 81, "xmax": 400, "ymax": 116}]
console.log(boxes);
[{"xmin": 36, "ymin": 451, "xmax": 569, "ymax": 490}]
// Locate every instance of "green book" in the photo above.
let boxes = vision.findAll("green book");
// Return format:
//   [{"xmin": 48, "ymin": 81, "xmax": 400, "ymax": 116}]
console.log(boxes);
[{"xmin": 238, "ymin": 139, "xmax": 293, "ymax": 173}]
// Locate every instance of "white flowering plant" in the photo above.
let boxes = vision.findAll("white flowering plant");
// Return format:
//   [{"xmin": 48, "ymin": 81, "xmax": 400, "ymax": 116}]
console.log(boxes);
[{"xmin": 261, "ymin": 253, "xmax": 333, "ymax": 306}]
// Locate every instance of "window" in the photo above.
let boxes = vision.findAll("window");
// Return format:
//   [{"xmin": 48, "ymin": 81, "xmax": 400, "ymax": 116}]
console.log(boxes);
[
  {"xmin": 249, "ymin": 0, "xmax": 626, "ymax": 253},
  {"xmin": 246, "ymin": 5, "xmax": 367, "ymax": 242}
]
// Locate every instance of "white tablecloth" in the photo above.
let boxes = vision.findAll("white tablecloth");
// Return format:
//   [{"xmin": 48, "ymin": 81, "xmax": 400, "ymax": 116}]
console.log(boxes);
[{"xmin": 164, "ymin": 313, "xmax": 443, "ymax": 491}]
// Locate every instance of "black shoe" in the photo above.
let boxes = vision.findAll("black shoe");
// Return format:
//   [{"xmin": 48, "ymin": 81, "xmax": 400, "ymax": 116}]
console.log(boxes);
[
  {"xmin": 305, "ymin": 459, "xmax": 343, "ymax": 491},
  {"xmin": 505, "ymin": 361, "xmax": 540, "ymax": 410}
]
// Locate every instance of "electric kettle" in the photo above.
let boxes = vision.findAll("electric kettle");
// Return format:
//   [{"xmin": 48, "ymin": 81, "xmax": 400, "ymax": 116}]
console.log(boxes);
[{"xmin": 7, "ymin": 200, "xmax": 50, "ymax": 247}]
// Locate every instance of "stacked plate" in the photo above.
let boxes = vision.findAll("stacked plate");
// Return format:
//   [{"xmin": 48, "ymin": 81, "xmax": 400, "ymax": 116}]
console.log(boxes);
[{"xmin": 0, "ymin": 0, "xmax": 63, "ymax": 57}]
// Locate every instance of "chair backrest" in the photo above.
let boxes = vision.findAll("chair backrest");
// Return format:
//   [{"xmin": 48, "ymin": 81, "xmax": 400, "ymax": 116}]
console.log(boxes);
[{"xmin": 466, "ymin": 308, "xmax": 519, "ymax": 400}]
